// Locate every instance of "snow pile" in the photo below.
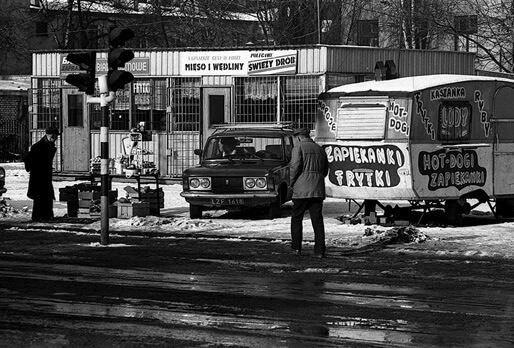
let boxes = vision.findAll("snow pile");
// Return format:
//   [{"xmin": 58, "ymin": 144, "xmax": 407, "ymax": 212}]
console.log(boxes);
[
  {"xmin": 364, "ymin": 226, "xmax": 430, "ymax": 245},
  {"xmin": 87, "ymin": 215, "xmax": 222, "ymax": 233}
]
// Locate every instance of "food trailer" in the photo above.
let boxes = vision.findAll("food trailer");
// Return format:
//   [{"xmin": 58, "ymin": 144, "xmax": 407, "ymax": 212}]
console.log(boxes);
[{"xmin": 315, "ymin": 75, "xmax": 514, "ymax": 223}]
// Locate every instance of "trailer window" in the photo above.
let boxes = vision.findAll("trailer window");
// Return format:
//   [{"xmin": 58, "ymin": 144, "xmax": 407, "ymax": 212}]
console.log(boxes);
[{"xmin": 335, "ymin": 104, "xmax": 386, "ymax": 139}]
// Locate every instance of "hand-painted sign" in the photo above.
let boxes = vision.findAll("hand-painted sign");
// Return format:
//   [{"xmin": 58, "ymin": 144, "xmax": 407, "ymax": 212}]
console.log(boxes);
[
  {"xmin": 473, "ymin": 90, "xmax": 491, "ymax": 137},
  {"xmin": 414, "ymin": 92, "xmax": 435, "ymax": 140},
  {"xmin": 388, "ymin": 100, "xmax": 409, "ymax": 135},
  {"xmin": 324, "ymin": 145, "xmax": 405, "ymax": 187},
  {"xmin": 430, "ymin": 86, "xmax": 466, "ymax": 101},
  {"xmin": 438, "ymin": 101, "xmax": 471, "ymax": 141},
  {"xmin": 319, "ymin": 100, "xmax": 336, "ymax": 133},
  {"xmin": 418, "ymin": 149, "xmax": 486, "ymax": 191}
]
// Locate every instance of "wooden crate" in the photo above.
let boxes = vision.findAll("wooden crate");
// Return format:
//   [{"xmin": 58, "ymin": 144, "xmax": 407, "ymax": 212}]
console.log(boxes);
[{"xmin": 117, "ymin": 202, "xmax": 150, "ymax": 219}]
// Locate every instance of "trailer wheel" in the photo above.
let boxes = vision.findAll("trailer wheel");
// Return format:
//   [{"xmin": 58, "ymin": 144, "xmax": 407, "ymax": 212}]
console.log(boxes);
[
  {"xmin": 190, "ymin": 204, "xmax": 203, "ymax": 219},
  {"xmin": 445, "ymin": 200, "xmax": 463, "ymax": 226},
  {"xmin": 496, "ymin": 199, "xmax": 514, "ymax": 217}
]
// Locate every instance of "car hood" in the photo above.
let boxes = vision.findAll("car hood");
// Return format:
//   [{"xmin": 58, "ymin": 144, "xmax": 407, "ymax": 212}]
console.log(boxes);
[{"xmin": 183, "ymin": 161, "xmax": 283, "ymax": 177}]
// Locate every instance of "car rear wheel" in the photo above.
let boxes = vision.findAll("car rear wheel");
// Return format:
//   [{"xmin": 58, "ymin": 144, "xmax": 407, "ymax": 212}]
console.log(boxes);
[{"xmin": 190, "ymin": 204, "xmax": 203, "ymax": 219}]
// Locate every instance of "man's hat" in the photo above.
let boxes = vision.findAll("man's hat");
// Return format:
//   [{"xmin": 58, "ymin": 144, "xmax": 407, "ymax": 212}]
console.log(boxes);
[
  {"xmin": 45, "ymin": 127, "xmax": 61, "ymax": 136},
  {"xmin": 220, "ymin": 137, "xmax": 239, "ymax": 146},
  {"xmin": 293, "ymin": 128, "xmax": 310, "ymax": 136}
]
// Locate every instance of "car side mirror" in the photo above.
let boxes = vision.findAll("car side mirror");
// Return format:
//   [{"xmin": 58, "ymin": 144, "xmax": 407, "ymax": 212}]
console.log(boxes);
[{"xmin": 194, "ymin": 149, "xmax": 203, "ymax": 156}]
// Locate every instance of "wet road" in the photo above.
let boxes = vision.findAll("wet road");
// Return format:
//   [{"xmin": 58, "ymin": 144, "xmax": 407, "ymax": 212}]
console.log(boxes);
[{"xmin": 0, "ymin": 226, "xmax": 513, "ymax": 347}]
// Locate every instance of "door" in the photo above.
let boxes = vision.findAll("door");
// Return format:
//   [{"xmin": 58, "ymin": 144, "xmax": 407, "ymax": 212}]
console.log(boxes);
[
  {"xmin": 62, "ymin": 90, "xmax": 89, "ymax": 172},
  {"xmin": 202, "ymin": 87, "xmax": 231, "ymax": 144},
  {"xmin": 493, "ymin": 86, "xmax": 514, "ymax": 195}
]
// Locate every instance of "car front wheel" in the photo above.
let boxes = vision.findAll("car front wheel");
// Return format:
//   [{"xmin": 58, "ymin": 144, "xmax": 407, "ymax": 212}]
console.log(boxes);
[
  {"xmin": 190, "ymin": 204, "xmax": 203, "ymax": 219},
  {"xmin": 267, "ymin": 200, "xmax": 281, "ymax": 219}
]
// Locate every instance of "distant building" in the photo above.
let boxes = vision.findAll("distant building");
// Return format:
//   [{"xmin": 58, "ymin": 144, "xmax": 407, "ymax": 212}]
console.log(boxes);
[
  {"xmin": 0, "ymin": 78, "xmax": 30, "ymax": 160},
  {"xmin": 0, "ymin": 0, "xmax": 263, "ymax": 75}
]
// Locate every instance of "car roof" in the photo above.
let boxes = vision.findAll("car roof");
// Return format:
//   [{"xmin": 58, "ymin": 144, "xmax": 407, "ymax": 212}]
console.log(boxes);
[{"xmin": 211, "ymin": 128, "xmax": 293, "ymax": 137}]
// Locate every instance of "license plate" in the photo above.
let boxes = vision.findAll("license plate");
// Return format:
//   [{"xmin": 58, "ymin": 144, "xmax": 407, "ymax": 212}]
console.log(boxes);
[{"xmin": 210, "ymin": 198, "xmax": 245, "ymax": 206}]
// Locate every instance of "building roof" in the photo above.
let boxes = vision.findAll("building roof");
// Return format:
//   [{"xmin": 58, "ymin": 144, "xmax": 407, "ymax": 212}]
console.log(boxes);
[
  {"xmin": 0, "ymin": 80, "xmax": 30, "ymax": 92},
  {"xmin": 326, "ymin": 74, "xmax": 514, "ymax": 95}
]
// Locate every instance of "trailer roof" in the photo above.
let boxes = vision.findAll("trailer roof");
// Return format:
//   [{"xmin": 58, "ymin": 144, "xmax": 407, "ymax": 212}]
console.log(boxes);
[{"xmin": 326, "ymin": 74, "xmax": 514, "ymax": 95}]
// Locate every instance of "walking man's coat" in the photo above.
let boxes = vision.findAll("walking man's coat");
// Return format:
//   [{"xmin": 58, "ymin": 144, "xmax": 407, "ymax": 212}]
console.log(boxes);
[
  {"xmin": 289, "ymin": 129, "xmax": 329, "ymax": 257},
  {"xmin": 26, "ymin": 128, "xmax": 59, "ymax": 221}
]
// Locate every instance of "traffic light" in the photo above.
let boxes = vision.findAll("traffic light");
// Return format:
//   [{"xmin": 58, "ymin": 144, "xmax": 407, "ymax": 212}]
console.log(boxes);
[
  {"xmin": 108, "ymin": 27, "xmax": 135, "ymax": 92},
  {"xmin": 65, "ymin": 52, "xmax": 96, "ymax": 95}
]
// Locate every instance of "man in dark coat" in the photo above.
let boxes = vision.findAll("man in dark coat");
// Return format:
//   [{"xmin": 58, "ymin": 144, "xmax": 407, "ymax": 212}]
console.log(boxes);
[
  {"xmin": 25, "ymin": 127, "xmax": 59, "ymax": 221},
  {"xmin": 289, "ymin": 128, "xmax": 329, "ymax": 258}
]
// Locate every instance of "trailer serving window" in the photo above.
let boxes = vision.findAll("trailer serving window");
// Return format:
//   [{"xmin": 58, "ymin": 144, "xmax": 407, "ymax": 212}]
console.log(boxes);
[{"xmin": 335, "ymin": 103, "xmax": 387, "ymax": 140}]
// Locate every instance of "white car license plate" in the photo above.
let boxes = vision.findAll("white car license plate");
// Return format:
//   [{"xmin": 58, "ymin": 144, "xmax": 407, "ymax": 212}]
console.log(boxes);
[{"xmin": 211, "ymin": 198, "xmax": 245, "ymax": 205}]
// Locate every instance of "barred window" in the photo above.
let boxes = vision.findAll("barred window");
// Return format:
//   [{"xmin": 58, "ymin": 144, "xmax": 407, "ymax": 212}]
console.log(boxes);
[
  {"xmin": 111, "ymin": 85, "xmax": 130, "ymax": 130},
  {"xmin": 89, "ymin": 103, "xmax": 102, "ymax": 130},
  {"xmin": 281, "ymin": 76, "xmax": 320, "ymax": 130},
  {"xmin": 235, "ymin": 77, "xmax": 278, "ymax": 124},
  {"xmin": 170, "ymin": 78, "xmax": 201, "ymax": 131},
  {"xmin": 35, "ymin": 79, "xmax": 61, "ymax": 130},
  {"xmin": 133, "ymin": 78, "xmax": 167, "ymax": 131}
]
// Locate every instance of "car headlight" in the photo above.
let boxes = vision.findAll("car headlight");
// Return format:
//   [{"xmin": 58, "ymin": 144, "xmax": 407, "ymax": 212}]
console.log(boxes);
[
  {"xmin": 244, "ymin": 177, "xmax": 267, "ymax": 190},
  {"xmin": 255, "ymin": 178, "xmax": 266, "ymax": 188},
  {"xmin": 190, "ymin": 178, "xmax": 200, "ymax": 188},
  {"xmin": 244, "ymin": 178, "xmax": 255, "ymax": 188},
  {"xmin": 200, "ymin": 177, "xmax": 211, "ymax": 189},
  {"xmin": 189, "ymin": 177, "xmax": 211, "ymax": 190}
]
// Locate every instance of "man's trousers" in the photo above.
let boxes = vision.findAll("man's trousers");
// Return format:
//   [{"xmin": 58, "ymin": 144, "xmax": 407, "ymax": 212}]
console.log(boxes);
[{"xmin": 290, "ymin": 198, "xmax": 325, "ymax": 254}]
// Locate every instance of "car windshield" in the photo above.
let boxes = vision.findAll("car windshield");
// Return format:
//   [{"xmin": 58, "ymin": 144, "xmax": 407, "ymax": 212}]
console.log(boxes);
[{"xmin": 204, "ymin": 135, "xmax": 286, "ymax": 161}]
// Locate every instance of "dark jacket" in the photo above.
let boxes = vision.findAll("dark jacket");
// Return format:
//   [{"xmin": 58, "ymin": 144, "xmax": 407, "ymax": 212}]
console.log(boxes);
[
  {"xmin": 290, "ymin": 138, "xmax": 329, "ymax": 199},
  {"xmin": 26, "ymin": 136, "xmax": 56, "ymax": 200}
]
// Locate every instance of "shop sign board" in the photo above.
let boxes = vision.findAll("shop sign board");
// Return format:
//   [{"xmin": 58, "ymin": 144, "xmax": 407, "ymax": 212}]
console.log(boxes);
[
  {"xmin": 179, "ymin": 50, "xmax": 297, "ymax": 76},
  {"xmin": 60, "ymin": 54, "xmax": 150, "ymax": 76}
]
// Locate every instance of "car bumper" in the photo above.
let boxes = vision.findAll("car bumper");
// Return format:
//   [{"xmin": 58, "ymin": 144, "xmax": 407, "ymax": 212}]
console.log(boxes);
[{"xmin": 180, "ymin": 191, "xmax": 278, "ymax": 208}]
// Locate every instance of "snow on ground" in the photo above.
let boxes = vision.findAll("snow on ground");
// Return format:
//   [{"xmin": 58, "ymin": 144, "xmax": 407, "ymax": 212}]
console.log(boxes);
[{"xmin": 2, "ymin": 162, "xmax": 514, "ymax": 259}]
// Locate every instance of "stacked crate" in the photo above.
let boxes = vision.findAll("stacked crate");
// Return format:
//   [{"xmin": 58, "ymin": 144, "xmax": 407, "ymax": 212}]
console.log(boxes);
[
  {"xmin": 77, "ymin": 189, "xmax": 117, "ymax": 218},
  {"xmin": 59, "ymin": 186, "xmax": 79, "ymax": 217},
  {"xmin": 140, "ymin": 188, "xmax": 164, "ymax": 215}
]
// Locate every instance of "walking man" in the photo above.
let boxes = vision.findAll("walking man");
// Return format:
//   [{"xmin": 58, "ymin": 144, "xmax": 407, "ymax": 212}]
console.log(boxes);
[
  {"xmin": 25, "ymin": 127, "xmax": 59, "ymax": 222},
  {"xmin": 289, "ymin": 128, "xmax": 329, "ymax": 258}
]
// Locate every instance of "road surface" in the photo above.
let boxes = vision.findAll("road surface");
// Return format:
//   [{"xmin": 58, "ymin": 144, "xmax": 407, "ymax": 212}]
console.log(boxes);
[{"xmin": 0, "ymin": 225, "xmax": 513, "ymax": 347}]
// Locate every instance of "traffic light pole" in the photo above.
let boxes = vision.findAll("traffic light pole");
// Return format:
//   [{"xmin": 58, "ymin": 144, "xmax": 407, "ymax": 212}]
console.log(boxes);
[
  {"xmin": 100, "ymin": 96, "xmax": 110, "ymax": 245},
  {"xmin": 94, "ymin": 74, "xmax": 116, "ymax": 245}
]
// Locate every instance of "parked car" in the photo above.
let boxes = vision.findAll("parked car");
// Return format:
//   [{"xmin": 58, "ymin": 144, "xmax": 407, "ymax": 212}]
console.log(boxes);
[
  {"xmin": 181, "ymin": 126, "xmax": 294, "ymax": 219},
  {"xmin": 0, "ymin": 166, "xmax": 6, "ymax": 196}
]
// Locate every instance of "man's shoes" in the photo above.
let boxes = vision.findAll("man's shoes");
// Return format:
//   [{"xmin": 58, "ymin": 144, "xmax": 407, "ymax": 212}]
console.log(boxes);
[{"xmin": 313, "ymin": 253, "xmax": 325, "ymax": 259}]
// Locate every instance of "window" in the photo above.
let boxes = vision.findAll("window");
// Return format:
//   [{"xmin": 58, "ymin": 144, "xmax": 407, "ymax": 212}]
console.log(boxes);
[
  {"xmin": 438, "ymin": 101, "xmax": 472, "ymax": 142},
  {"xmin": 89, "ymin": 103, "xmax": 102, "ymax": 130},
  {"xmin": 68, "ymin": 95, "xmax": 83, "ymax": 127},
  {"xmin": 336, "ymin": 103, "xmax": 387, "ymax": 140},
  {"xmin": 35, "ymin": 21, "xmax": 48, "ymax": 37},
  {"xmin": 30, "ymin": 0, "xmax": 41, "ymax": 7},
  {"xmin": 34, "ymin": 79, "xmax": 60, "ymax": 130},
  {"xmin": 281, "ymin": 76, "xmax": 320, "ymax": 130},
  {"xmin": 235, "ymin": 77, "xmax": 277, "ymax": 124},
  {"xmin": 133, "ymin": 79, "xmax": 167, "ymax": 131},
  {"xmin": 111, "ymin": 86, "xmax": 130, "ymax": 130},
  {"xmin": 170, "ymin": 78, "xmax": 201, "ymax": 131}
]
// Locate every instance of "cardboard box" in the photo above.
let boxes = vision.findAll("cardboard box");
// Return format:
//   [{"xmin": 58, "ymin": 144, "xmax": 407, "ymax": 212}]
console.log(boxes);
[{"xmin": 117, "ymin": 202, "xmax": 150, "ymax": 219}]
